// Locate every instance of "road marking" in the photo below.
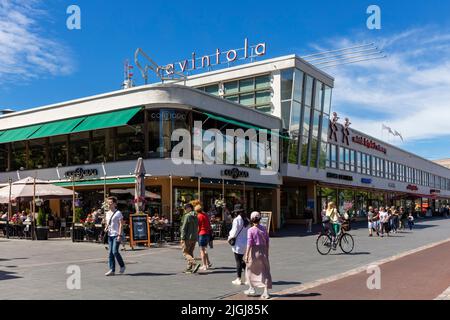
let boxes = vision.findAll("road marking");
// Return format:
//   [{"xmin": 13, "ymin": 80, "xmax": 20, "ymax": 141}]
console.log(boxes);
[
  {"xmin": 435, "ymin": 286, "xmax": 450, "ymax": 300},
  {"xmin": 271, "ymin": 236, "xmax": 450, "ymax": 299}
]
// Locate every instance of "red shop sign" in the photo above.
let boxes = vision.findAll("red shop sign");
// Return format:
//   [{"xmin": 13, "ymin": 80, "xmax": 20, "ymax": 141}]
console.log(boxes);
[{"xmin": 407, "ymin": 185, "xmax": 418, "ymax": 191}]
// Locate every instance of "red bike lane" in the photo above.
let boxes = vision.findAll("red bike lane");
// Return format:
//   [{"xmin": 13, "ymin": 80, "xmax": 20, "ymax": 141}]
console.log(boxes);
[{"xmin": 227, "ymin": 240, "xmax": 450, "ymax": 300}]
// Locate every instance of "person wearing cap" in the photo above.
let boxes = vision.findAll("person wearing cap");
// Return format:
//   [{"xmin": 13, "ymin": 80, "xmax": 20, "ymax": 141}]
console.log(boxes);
[
  {"xmin": 243, "ymin": 211, "xmax": 272, "ymax": 299},
  {"xmin": 180, "ymin": 203, "xmax": 200, "ymax": 274}
]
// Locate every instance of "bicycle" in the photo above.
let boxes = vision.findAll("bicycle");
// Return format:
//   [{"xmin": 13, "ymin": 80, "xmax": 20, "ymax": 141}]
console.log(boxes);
[{"xmin": 316, "ymin": 220, "xmax": 354, "ymax": 255}]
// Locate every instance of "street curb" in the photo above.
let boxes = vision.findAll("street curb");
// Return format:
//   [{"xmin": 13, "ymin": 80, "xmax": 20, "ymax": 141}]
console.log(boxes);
[{"xmin": 271, "ymin": 236, "xmax": 450, "ymax": 299}]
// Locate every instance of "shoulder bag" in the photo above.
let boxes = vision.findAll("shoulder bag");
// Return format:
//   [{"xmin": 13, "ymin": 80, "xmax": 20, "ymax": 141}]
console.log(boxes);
[{"xmin": 228, "ymin": 222, "xmax": 245, "ymax": 246}]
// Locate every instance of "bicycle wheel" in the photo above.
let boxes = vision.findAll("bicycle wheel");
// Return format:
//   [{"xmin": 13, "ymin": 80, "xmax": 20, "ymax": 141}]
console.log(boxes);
[
  {"xmin": 316, "ymin": 234, "xmax": 332, "ymax": 255},
  {"xmin": 339, "ymin": 233, "xmax": 354, "ymax": 254}
]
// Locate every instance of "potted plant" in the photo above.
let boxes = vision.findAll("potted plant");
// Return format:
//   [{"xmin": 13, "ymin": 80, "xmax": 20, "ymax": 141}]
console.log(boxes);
[
  {"xmin": 71, "ymin": 207, "xmax": 86, "ymax": 242},
  {"xmin": 36, "ymin": 208, "xmax": 49, "ymax": 240}
]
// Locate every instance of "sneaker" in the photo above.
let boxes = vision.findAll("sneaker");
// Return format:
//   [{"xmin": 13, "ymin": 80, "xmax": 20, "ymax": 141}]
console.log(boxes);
[
  {"xmin": 199, "ymin": 266, "xmax": 208, "ymax": 271},
  {"xmin": 207, "ymin": 263, "xmax": 213, "ymax": 269},
  {"xmin": 261, "ymin": 293, "xmax": 271, "ymax": 300},
  {"xmin": 105, "ymin": 270, "xmax": 115, "ymax": 276},
  {"xmin": 244, "ymin": 288, "xmax": 256, "ymax": 296},
  {"xmin": 192, "ymin": 263, "xmax": 201, "ymax": 274},
  {"xmin": 232, "ymin": 278, "xmax": 243, "ymax": 285},
  {"xmin": 184, "ymin": 268, "xmax": 193, "ymax": 274},
  {"xmin": 119, "ymin": 266, "xmax": 126, "ymax": 274}
]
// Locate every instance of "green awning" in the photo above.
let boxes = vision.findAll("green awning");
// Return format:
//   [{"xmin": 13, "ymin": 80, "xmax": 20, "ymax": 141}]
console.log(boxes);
[
  {"xmin": 0, "ymin": 131, "xmax": 5, "ymax": 137},
  {"xmin": 204, "ymin": 112, "xmax": 289, "ymax": 140},
  {"xmin": 54, "ymin": 177, "xmax": 136, "ymax": 187},
  {"xmin": 72, "ymin": 107, "xmax": 142, "ymax": 134},
  {"xmin": 29, "ymin": 117, "xmax": 86, "ymax": 140},
  {"xmin": 0, "ymin": 124, "xmax": 43, "ymax": 144}
]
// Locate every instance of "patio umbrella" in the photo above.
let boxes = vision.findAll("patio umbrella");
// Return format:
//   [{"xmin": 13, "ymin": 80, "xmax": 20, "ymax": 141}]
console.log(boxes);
[
  {"xmin": 0, "ymin": 177, "xmax": 74, "ymax": 203},
  {"xmin": 134, "ymin": 158, "xmax": 146, "ymax": 213}
]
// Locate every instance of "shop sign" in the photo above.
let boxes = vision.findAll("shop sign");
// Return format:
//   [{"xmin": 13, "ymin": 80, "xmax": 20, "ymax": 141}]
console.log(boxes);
[
  {"xmin": 352, "ymin": 136, "xmax": 387, "ymax": 154},
  {"xmin": 430, "ymin": 189, "xmax": 441, "ymax": 194},
  {"xmin": 407, "ymin": 184, "xmax": 418, "ymax": 191},
  {"xmin": 221, "ymin": 168, "xmax": 249, "ymax": 179},
  {"xmin": 327, "ymin": 172, "xmax": 353, "ymax": 182},
  {"xmin": 65, "ymin": 168, "xmax": 99, "ymax": 179},
  {"xmin": 388, "ymin": 183, "xmax": 396, "ymax": 188},
  {"xmin": 361, "ymin": 178, "xmax": 372, "ymax": 184},
  {"xmin": 162, "ymin": 38, "xmax": 266, "ymax": 76}
]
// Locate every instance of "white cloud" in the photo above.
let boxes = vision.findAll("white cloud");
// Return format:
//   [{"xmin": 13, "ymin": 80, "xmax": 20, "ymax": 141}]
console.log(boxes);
[
  {"xmin": 0, "ymin": 0, "xmax": 73, "ymax": 84},
  {"xmin": 314, "ymin": 28, "xmax": 450, "ymax": 144}
]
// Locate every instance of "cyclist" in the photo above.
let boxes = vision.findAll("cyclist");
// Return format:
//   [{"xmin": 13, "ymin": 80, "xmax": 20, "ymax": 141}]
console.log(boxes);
[{"xmin": 325, "ymin": 202, "xmax": 341, "ymax": 250}]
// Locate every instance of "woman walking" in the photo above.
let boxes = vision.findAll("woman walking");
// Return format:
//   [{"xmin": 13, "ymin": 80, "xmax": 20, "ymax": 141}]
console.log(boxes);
[
  {"xmin": 104, "ymin": 196, "xmax": 126, "ymax": 276},
  {"xmin": 228, "ymin": 208, "xmax": 250, "ymax": 285},
  {"xmin": 244, "ymin": 211, "xmax": 272, "ymax": 299},
  {"xmin": 196, "ymin": 203, "xmax": 213, "ymax": 271}
]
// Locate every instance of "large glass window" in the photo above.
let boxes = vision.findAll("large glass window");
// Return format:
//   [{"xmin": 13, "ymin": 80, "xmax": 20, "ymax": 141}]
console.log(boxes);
[
  {"xmin": 323, "ymin": 86, "xmax": 332, "ymax": 115},
  {"xmin": 0, "ymin": 144, "xmax": 7, "ymax": 172},
  {"xmin": 49, "ymin": 136, "xmax": 67, "ymax": 168},
  {"xmin": 116, "ymin": 125, "xmax": 145, "ymax": 161},
  {"xmin": 11, "ymin": 141, "xmax": 27, "ymax": 170},
  {"xmin": 339, "ymin": 147, "xmax": 345, "ymax": 170},
  {"xmin": 330, "ymin": 144, "xmax": 337, "ymax": 169},
  {"xmin": 293, "ymin": 70, "xmax": 304, "ymax": 102},
  {"xmin": 304, "ymin": 76, "xmax": 314, "ymax": 107},
  {"xmin": 29, "ymin": 139, "xmax": 47, "ymax": 169},
  {"xmin": 288, "ymin": 101, "xmax": 301, "ymax": 164},
  {"xmin": 69, "ymin": 132, "xmax": 90, "ymax": 166},
  {"xmin": 281, "ymin": 69, "xmax": 294, "ymax": 101}
]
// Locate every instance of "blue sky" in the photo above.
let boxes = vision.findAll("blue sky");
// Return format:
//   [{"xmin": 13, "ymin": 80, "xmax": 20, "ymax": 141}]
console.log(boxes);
[{"xmin": 1, "ymin": 0, "xmax": 450, "ymax": 160}]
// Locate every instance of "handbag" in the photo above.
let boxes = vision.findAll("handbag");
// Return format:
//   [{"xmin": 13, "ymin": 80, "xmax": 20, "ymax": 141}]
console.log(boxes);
[
  {"xmin": 228, "ymin": 223, "xmax": 245, "ymax": 246},
  {"xmin": 102, "ymin": 210, "xmax": 118, "ymax": 245}
]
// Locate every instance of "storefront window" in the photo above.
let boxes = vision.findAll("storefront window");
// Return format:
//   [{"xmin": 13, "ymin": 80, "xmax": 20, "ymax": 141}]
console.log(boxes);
[
  {"xmin": 49, "ymin": 136, "xmax": 67, "ymax": 167},
  {"xmin": 91, "ymin": 130, "xmax": 107, "ymax": 164},
  {"xmin": 29, "ymin": 138, "xmax": 47, "ymax": 169},
  {"xmin": 116, "ymin": 125, "xmax": 145, "ymax": 161},
  {"xmin": 281, "ymin": 187, "xmax": 307, "ymax": 220},
  {"xmin": 11, "ymin": 141, "xmax": 27, "ymax": 170},
  {"xmin": 0, "ymin": 144, "xmax": 7, "ymax": 171},
  {"xmin": 338, "ymin": 189, "xmax": 355, "ymax": 217},
  {"xmin": 70, "ymin": 132, "xmax": 90, "ymax": 165}
]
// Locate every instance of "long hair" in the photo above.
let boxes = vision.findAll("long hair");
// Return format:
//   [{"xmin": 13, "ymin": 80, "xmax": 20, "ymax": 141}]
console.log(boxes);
[{"xmin": 239, "ymin": 211, "xmax": 250, "ymax": 228}]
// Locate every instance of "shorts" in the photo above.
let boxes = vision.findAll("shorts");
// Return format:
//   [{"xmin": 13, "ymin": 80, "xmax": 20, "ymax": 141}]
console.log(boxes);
[{"xmin": 198, "ymin": 234, "xmax": 210, "ymax": 248}]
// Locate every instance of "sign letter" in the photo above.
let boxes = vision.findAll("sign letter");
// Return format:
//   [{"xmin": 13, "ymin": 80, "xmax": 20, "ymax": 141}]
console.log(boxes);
[
  {"xmin": 66, "ymin": 5, "xmax": 81, "ymax": 30},
  {"xmin": 366, "ymin": 5, "xmax": 381, "ymax": 30}
]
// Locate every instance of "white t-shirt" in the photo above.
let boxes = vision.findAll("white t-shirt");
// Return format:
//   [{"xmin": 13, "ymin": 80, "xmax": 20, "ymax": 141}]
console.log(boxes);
[
  {"xmin": 379, "ymin": 211, "xmax": 388, "ymax": 223},
  {"xmin": 106, "ymin": 210, "xmax": 123, "ymax": 237}
]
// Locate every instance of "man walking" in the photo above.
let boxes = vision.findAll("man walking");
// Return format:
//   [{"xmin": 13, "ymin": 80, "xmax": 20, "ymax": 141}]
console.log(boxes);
[
  {"xmin": 180, "ymin": 203, "xmax": 201, "ymax": 274},
  {"xmin": 105, "ymin": 196, "xmax": 126, "ymax": 276}
]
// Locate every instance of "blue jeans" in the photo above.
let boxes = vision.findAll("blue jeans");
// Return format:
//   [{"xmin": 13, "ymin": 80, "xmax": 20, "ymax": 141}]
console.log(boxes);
[{"xmin": 108, "ymin": 236, "xmax": 125, "ymax": 272}]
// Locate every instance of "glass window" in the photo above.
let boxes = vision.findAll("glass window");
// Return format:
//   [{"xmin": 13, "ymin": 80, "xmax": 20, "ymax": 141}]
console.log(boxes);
[
  {"xmin": 356, "ymin": 151, "xmax": 361, "ymax": 173},
  {"xmin": 323, "ymin": 86, "xmax": 332, "ymax": 115},
  {"xmin": 319, "ymin": 141, "xmax": 327, "ymax": 169},
  {"xmin": 304, "ymin": 75, "xmax": 314, "ymax": 107},
  {"xmin": 116, "ymin": 125, "xmax": 145, "ymax": 161},
  {"xmin": 11, "ymin": 141, "xmax": 27, "ymax": 171},
  {"xmin": 293, "ymin": 70, "xmax": 304, "ymax": 102},
  {"xmin": 281, "ymin": 69, "xmax": 294, "ymax": 101},
  {"xmin": 205, "ymin": 84, "xmax": 219, "ymax": 95},
  {"xmin": 69, "ymin": 132, "xmax": 90, "ymax": 166},
  {"xmin": 49, "ymin": 136, "xmax": 68, "ymax": 168},
  {"xmin": 255, "ymin": 75, "xmax": 271, "ymax": 90},
  {"xmin": 314, "ymin": 81, "xmax": 324, "ymax": 111},
  {"xmin": 239, "ymin": 93, "xmax": 255, "ymax": 106},
  {"xmin": 339, "ymin": 147, "xmax": 345, "ymax": 170},
  {"xmin": 239, "ymin": 78, "xmax": 254, "ymax": 93},
  {"xmin": 224, "ymin": 81, "xmax": 238, "ymax": 95},
  {"xmin": 330, "ymin": 144, "xmax": 337, "ymax": 169},
  {"xmin": 288, "ymin": 101, "xmax": 301, "ymax": 164},
  {"xmin": 350, "ymin": 150, "xmax": 355, "ymax": 172},
  {"xmin": 300, "ymin": 136, "xmax": 309, "ymax": 167},
  {"xmin": 29, "ymin": 139, "xmax": 47, "ymax": 169},
  {"xmin": 326, "ymin": 143, "xmax": 331, "ymax": 168},
  {"xmin": 225, "ymin": 95, "xmax": 239, "ymax": 103},
  {"xmin": 255, "ymin": 91, "xmax": 271, "ymax": 105},
  {"xmin": 344, "ymin": 148, "xmax": 350, "ymax": 171},
  {"xmin": 310, "ymin": 137, "xmax": 319, "ymax": 168},
  {"xmin": 0, "ymin": 144, "xmax": 7, "ymax": 172},
  {"xmin": 91, "ymin": 130, "xmax": 107, "ymax": 164},
  {"xmin": 311, "ymin": 110, "xmax": 320, "ymax": 140},
  {"xmin": 303, "ymin": 107, "xmax": 311, "ymax": 137},
  {"xmin": 281, "ymin": 101, "xmax": 292, "ymax": 129}
]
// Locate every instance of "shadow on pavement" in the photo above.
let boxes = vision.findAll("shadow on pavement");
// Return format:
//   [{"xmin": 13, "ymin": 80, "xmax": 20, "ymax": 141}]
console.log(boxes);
[
  {"xmin": 0, "ymin": 270, "xmax": 22, "ymax": 281},
  {"xmin": 272, "ymin": 281, "xmax": 302, "ymax": 285},
  {"xmin": 127, "ymin": 272, "xmax": 176, "ymax": 277},
  {"xmin": 274, "ymin": 292, "xmax": 321, "ymax": 298},
  {"xmin": 333, "ymin": 251, "xmax": 371, "ymax": 256}
]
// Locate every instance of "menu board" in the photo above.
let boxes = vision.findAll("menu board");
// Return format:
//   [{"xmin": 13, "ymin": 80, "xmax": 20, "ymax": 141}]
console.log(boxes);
[
  {"xmin": 260, "ymin": 211, "xmax": 273, "ymax": 233},
  {"xmin": 130, "ymin": 214, "xmax": 151, "ymax": 248}
]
